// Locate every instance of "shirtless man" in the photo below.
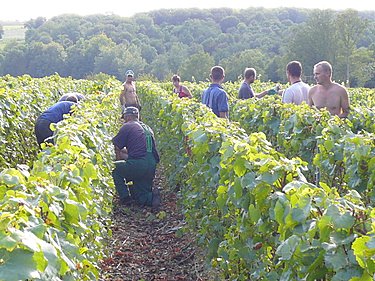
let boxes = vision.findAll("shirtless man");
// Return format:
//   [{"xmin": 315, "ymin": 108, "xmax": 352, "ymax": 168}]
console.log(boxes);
[
  {"xmin": 119, "ymin": 70, "xmax": 141, "ymax": 110},
  {"xmin": 308, "ymin": 61, "xmax": 350, "ymax": 118}
]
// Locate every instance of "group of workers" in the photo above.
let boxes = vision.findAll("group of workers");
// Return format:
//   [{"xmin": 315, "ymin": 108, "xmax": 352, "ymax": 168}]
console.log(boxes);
[
  {"xmin": 34, "ymin": 70, "xmax": 161, "ymax": 211},
  {"xmin": 200, "ymin": 60, "xmax": 350, "ymax": 119},
  {"xmin": 114, "ymin": 70, "xmax": 160, "ymax": 210},
  {"xmin": 34, "ymin": 59, "xmax": 349, "ymax": 212}
]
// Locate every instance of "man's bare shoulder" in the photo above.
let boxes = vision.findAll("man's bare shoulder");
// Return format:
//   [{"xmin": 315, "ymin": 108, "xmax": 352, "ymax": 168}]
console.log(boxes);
[
  {"xmin": 308, "ymin": 85, "xmax": 319, "ymax": 95},
  {"xmin": 332, "ymin": 82, "xmax": 348, "ymax": 95},
  {"xmin": 334, "ymin": 82, "xmax": 347, "ymax": 89}
]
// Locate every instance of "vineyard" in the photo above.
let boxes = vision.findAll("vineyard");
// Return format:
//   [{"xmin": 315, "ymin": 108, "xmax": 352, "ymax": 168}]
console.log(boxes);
[{"xmin": 0, "ymin": 75, "xmax": 374, "ymax": 280}]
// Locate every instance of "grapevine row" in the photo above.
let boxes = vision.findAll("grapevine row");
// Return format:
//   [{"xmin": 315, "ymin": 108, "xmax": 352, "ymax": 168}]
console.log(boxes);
[
  {"xmin": 138, "ymin": 81, "xmax": 375, "ymax": 280},
  {"xmin": 0, "ymin": 75, "xmax": 121, "ymax": 280}
]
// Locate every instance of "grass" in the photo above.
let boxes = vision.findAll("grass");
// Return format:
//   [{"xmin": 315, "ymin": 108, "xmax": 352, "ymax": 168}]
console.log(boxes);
[{"xmin": 1, "ymin": 24, "xmax": 25, "ymax": 40}]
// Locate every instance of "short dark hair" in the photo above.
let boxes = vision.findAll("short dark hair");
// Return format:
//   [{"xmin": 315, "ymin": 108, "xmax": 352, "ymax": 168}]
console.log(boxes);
[
  {"xmin": 244, "ymin": 68, "xmax": 256, "ymax": 79},
  {"xmin": 211, "ymin": 66, "xmax": 225, "ymax": 81},
  {"xmin": 66, "ymin": 95, "xmax": 78, "ymax": 103},
  {"xmin": 287, "ymin": 61, "xmax": 302, "ymax": 77},
  {"xmin": 172, "ymin": 75, "xmax": 180, "ymax": 82}
]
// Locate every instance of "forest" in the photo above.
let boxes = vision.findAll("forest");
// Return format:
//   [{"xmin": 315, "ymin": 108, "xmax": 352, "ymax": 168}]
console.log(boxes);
[{"xmin": 0, "ymin": 7, "xmax": 375, "ymax": 87}]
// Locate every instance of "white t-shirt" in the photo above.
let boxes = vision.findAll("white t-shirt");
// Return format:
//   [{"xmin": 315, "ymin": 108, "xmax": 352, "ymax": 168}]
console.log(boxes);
[{"xmin": 282, "ymin": 81, "xmax": 310, "ymax": 105}]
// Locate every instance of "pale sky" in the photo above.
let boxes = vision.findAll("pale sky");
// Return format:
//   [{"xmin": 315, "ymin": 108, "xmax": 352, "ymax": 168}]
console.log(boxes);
[{"xmin": 1, "ymin": 0, "xmax": 375, "ymax": 22}]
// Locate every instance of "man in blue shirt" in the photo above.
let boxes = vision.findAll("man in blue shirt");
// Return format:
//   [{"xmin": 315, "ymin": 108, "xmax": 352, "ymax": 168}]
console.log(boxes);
[
  {"xmin": 34, "ymin": 95, "xmax": 78, "ymax": 146},
  {"xmin": 202, "ymin": 66, "xmax": 229, "ymax": 118}
]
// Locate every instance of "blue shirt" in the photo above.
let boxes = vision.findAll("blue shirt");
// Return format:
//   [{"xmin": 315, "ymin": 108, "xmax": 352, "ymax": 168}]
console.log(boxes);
[
  {"xmin": 238, "ymin": 82, "xmax": 254, "ymax": 99},
  {"xmin": 40, "ymin": 101, "xmax": 76, "ymax": 123},
  {"xmin": 201, "ymin": 84, "xmax": 229, "ymax": 117}
]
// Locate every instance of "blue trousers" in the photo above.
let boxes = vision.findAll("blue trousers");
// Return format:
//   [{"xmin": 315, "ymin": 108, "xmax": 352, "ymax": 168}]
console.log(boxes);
[{"xmin": 35, "ymin": 117, "xmax": 54, "ymax": 146}]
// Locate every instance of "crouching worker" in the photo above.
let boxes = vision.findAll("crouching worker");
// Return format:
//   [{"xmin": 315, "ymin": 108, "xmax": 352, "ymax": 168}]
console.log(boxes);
[
  {"xmin": 35, "ymin": 95, "xmax": 78, "ymax": 146},
  {"xmin": 112, "ymin": 106, "xmax": 161, "ymax": 210}
]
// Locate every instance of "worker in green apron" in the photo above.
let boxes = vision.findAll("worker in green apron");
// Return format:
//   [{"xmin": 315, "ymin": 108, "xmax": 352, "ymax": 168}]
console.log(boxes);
[{"xmin": 112, "ymin": 106, "xmax": 161, "ymax": 210}]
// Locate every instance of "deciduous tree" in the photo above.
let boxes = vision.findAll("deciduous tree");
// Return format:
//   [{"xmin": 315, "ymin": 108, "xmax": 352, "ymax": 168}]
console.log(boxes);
[
  {"xmin": 179, "ymin": 52, "xmax": 215, "ymax": 82},
  {"xmin": 335, "ymin": 9, "xmax": 368, "ymax": 86},
  {"xmin": 0, "ymin": 24, "xmax": 4, "ymax": 39},
  {"xmin": 287, "ymin": 10, "xmax": 339, "ymax": 80},
  {"xmin": 220, "ymin": 49, "xmax": 268, "ymax": 81},
  {"xmin": 0, "ymin": 40, "xmax": 28, "ymax": 76},
  {"xmin": 26, "ymin": 42, "xmax": 66, "ymax": 77}
]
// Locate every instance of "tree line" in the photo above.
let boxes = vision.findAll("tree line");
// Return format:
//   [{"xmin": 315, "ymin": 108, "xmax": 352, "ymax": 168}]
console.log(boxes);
[{"xmin": 0, "ymin": 7, "xmax": 374, "ymax": 87}]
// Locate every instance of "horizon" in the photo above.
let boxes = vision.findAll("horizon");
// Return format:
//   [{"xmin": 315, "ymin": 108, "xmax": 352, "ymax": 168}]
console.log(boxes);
[{"xmin": 1, "ymin": 0, "xmax": 375, "ymax": 22}]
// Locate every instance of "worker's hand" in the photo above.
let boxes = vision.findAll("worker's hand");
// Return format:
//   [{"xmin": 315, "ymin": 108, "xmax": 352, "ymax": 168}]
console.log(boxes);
[
  {"xmin": 115, "ymin": 146, "xmax": 128, "ymax": 160},
  {"xmin": 267, "ymin": 84, "xmax": 281, "ymax": 95},
  {"xmin": 118, "ymin": 148, "xmax": 128, "ymax": 160},
  {"xmin": 267, "ymin": 88, "xmax": 277, "ymax": 95}
]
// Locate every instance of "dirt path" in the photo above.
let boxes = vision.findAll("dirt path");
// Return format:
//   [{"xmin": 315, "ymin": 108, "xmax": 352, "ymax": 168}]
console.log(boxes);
[{"xmin": 99, "ymin": 168, "xmax": 211, "ymax": 281}]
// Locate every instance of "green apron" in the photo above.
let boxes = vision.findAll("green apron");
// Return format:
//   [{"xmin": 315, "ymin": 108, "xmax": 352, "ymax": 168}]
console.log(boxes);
[{"xmin": 112, "ymin": 123, "xmax": 157, "ymax": 206}]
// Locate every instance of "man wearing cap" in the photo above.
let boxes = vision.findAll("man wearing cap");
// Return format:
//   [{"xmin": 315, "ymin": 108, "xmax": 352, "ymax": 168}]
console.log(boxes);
[
  {"xmin": 119, "ymin": 70, "xmax": 141, "ymax": 110},
  {"xmin": 112, "ymin": 106, "xmax": 161, "ymax": 210}
]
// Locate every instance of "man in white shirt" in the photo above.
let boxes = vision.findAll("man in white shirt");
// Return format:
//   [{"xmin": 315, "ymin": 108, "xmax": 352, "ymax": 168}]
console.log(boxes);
[{"xmin": 282, "ymin": 61, "xmax": 310, "ymax": 105}]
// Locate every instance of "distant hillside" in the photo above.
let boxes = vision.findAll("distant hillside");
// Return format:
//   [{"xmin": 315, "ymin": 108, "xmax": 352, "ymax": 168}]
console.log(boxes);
[
  {"xmin": 0, "ymin": 7, "xmax": 374, "ymax": 87},
  {"xmin": 1, "ymin": 24, "xmax": 25, "ymax": 40}
]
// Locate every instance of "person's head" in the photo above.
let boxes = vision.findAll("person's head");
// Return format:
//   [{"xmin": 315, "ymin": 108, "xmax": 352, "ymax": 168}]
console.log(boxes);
[
  {"xmin": 75, "ymin": 92, "xmax": 85, "ymax": 101},
  {"xmin": 210, "ymin": 66, "xmax": 225, "ymax": 83},
  {"xmin": 66, "ymin": 92, "xmax": 84, "ymax": 101},
  {"xmin": 244, "ymin": 68, "xmax": 256, "ymax": 83},
  {"xmin": 66, "ymin": 95, "xmax": 78, "ymax": 103},
  {"xmin": 121, "ymin": 106, "xmax": 139, "ymax": 122},
  {"xmin": 172, "ymin": 75, "xmax": 180, "ymax": 87},
  {"xmin": 286, "ymin": 61, "xmax": 302, "ymax": 81},
  {"xmin": 125, "ymin": 69, "xmax": 135, "ymax": 82},
  {"xmin": 313, "ymin": 61, "xmax": 332, "ymax": 85}
]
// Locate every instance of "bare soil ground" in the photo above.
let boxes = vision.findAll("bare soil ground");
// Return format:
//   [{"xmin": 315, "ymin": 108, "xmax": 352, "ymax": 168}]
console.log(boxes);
[{"xmin": 99, "ymin": 168, "xmax": 213, "ymax": 281}]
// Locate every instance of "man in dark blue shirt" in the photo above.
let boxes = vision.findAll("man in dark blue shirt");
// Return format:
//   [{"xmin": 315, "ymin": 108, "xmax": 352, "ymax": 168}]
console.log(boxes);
[
  {"xmin": 202, "ymin": 66, "xmax": 229, "ymax": 118},
  {"xmin": 112, "ymin": 106, "xmax": 161, "ymax": 210},
  {"xmin": 34, "ymin": 95, "xmax": 78, "ymax": 146}
]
